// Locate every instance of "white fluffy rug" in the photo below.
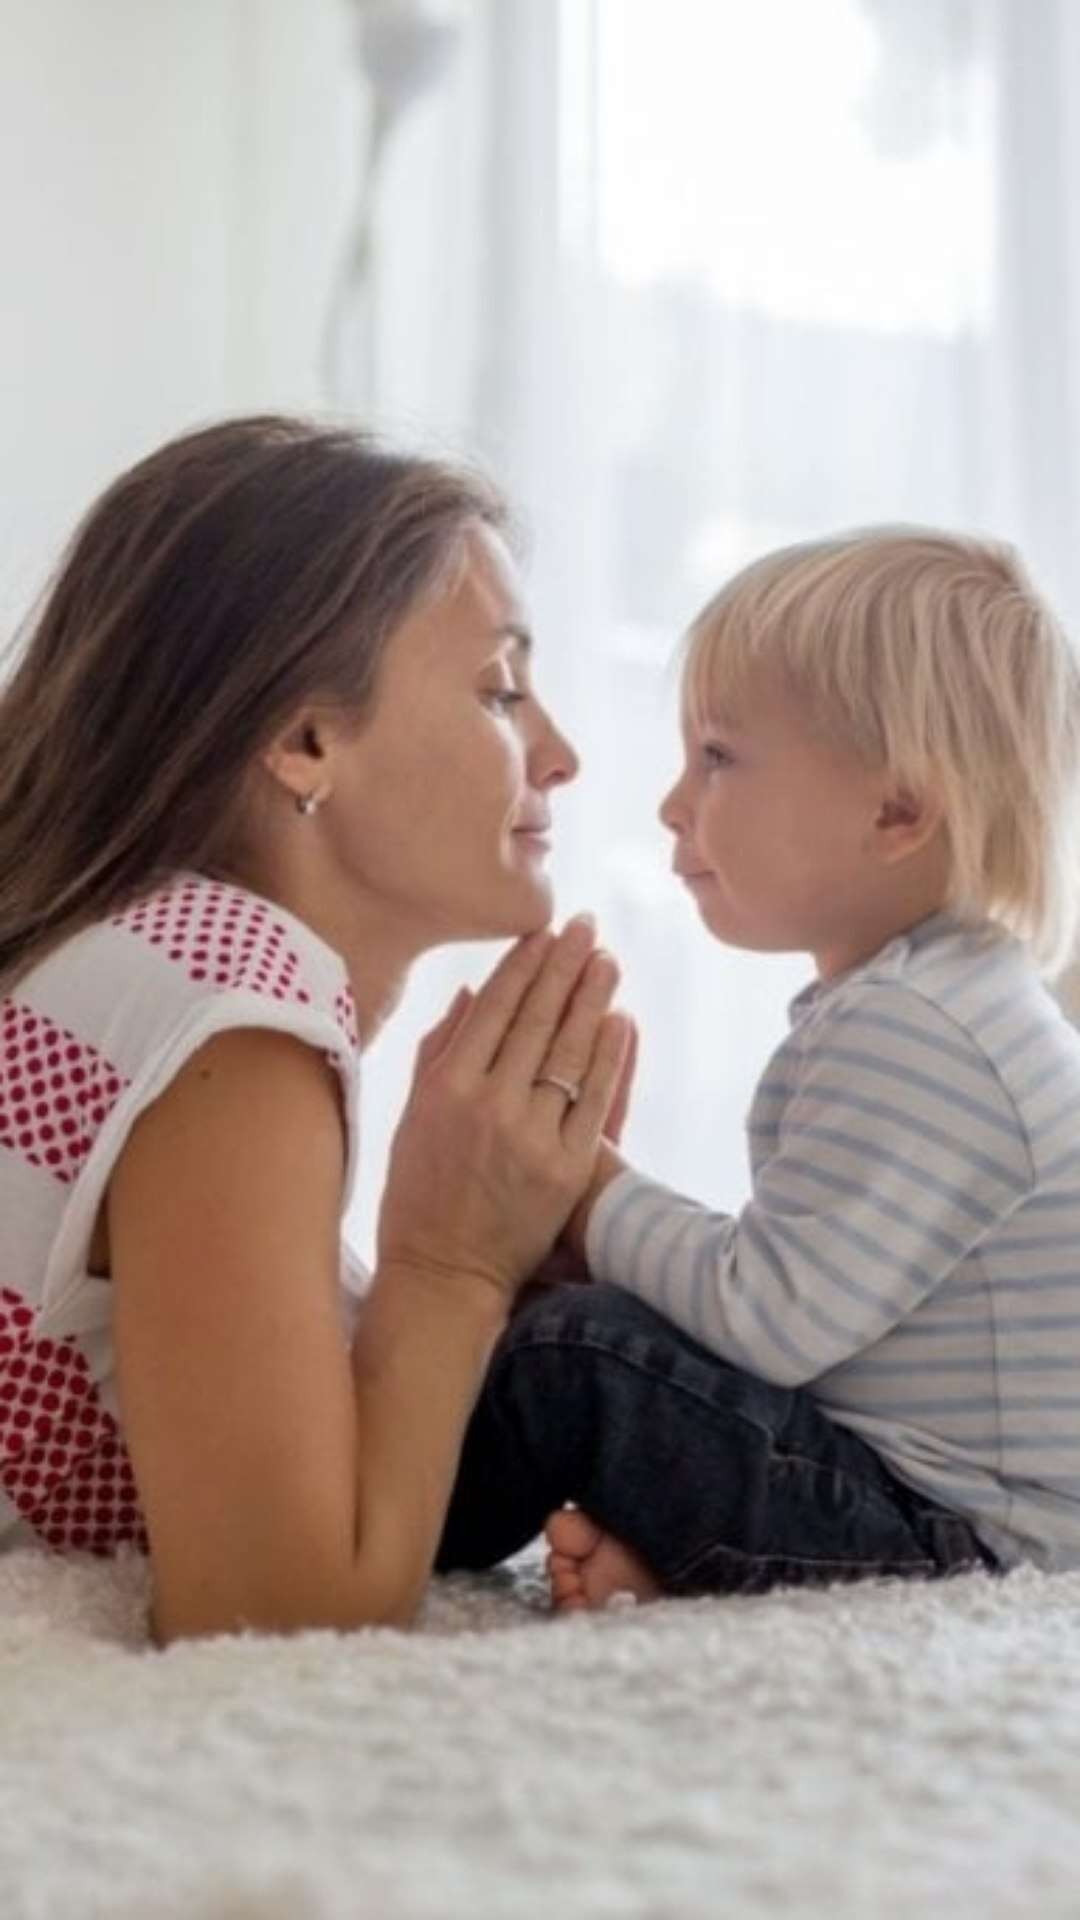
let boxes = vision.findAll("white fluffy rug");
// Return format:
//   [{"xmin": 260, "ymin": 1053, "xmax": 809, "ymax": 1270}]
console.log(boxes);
[{"xmin": 2, "ymin": 1548, "xmax": 1080, "ymax": 1919}]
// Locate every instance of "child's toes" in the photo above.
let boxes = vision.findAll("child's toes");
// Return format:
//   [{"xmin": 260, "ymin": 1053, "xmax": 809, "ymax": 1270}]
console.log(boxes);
[
  {"xmin": 549, "ymin": 1568, "xmax": 589, "ymax": 1612},
  {"xmin": 545, "ymin": 1548, "xmax": 576, "ymax": 1577},
  {"xmin": 544, "ymin": 1506, "xmax": 604, "ymax": 1558},
  {"xmin": 546, "ymin": 1551, "xmax": 581, "ymax": 1591},
  {"xmin": 549, "ymin": 1571, "xmax": 584, "ymax": 1606}
]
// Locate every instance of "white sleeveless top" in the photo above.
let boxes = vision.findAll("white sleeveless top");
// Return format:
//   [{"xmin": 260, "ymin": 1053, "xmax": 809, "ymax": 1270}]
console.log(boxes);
[{"xmin": 0, "ymin": 872, "xmax": 362, "ymax": 1557}]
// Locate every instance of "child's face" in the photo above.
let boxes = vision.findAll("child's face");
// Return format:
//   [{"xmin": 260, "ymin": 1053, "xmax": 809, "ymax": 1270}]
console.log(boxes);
[{"xmin": 660, "ymin": 668, "xmax": 906, "ymax": 978}]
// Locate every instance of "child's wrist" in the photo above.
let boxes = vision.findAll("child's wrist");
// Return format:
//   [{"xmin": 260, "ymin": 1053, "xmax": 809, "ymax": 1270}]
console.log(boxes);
[{"xmin": 565, "ymin": 1141, "xmax": 626, "ymax": 1260}]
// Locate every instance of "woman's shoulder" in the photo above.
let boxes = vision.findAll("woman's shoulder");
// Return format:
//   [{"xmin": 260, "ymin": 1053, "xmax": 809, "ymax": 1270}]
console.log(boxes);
[
  {"xmin": 1, "ymin": 871, "xmax": 360, "ymax": 1259},
  {"xmin": 13, "ymin": 870, "xmax": 359, "ymax": 1058},
  {"xmin": 112, "ymin": 869, "xmax": 356, "ymax": 1029},
  {"xmin": 1, "ymin": 871, "xmax": 362, "ymax": 1336}
]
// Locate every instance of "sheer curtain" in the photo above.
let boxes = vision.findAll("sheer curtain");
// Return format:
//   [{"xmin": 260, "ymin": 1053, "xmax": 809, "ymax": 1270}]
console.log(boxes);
[{"xmin": 347, "ymin": 0, "xmax": 1080, "ymax": 1253}]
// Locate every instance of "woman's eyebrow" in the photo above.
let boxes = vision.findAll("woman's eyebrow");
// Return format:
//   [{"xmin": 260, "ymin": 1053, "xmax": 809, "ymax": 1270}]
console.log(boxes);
[{"xmin": 495, "ymin": 622, "xmax": 533, "ymax": 655}]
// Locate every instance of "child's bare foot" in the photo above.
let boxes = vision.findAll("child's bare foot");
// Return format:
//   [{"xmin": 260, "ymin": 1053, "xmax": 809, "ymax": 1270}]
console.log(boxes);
[{"xmin": 544, "ymin": 1506, "xmax": 662, "ymax": 1612}]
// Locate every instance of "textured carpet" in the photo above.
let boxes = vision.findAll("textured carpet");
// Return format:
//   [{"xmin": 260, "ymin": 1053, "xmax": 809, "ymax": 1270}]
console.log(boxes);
[{"xmin": 2, "ymin": 1547, "xmax": 1080, "ymax": 1919}]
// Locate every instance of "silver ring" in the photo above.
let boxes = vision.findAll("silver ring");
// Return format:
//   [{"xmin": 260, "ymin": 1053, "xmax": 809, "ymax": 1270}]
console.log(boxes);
[{"xmin": 533, "ymin": 1072, "xmax": 583, "ymax": 1106}]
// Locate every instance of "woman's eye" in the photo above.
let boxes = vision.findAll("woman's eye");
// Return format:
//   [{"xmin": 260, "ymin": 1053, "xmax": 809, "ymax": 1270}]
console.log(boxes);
[{"xmin": 484, "ymin": 688, "xmax": 527, "ymax": 714}]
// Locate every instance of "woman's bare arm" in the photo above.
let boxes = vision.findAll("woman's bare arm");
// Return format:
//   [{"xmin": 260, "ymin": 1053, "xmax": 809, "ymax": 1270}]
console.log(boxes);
[
  {"xmin": 111, "ymin": 923, "xmax": 628, "ymax": 1641},
  {"xmin": 110, "ymin": 1026, "xmax": 505, "ymax": 1641}
]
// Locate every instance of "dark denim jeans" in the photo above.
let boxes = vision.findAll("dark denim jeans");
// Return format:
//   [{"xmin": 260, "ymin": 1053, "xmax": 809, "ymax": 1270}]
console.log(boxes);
[{"xmin": 438, "ymin": 1281, "xmax": 996, "ymax": 1593}]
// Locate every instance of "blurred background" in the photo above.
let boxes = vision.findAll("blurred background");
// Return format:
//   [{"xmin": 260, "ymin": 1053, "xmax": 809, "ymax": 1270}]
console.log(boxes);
[{"xmin": 3, "ymin": 0, "xmax": 1080, "ymax": 1257}]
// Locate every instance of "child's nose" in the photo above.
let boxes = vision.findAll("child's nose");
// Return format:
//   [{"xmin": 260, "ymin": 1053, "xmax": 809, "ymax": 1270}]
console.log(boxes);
[{"xmin": 659, "ymin": 774, "xmax": 687, "ymax": 833}]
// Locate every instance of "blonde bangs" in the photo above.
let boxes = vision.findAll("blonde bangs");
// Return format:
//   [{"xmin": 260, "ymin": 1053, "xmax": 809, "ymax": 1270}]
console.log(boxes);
[{"xmin": 681, "ymin": 545, "xmax": 811, "ymax": 733}]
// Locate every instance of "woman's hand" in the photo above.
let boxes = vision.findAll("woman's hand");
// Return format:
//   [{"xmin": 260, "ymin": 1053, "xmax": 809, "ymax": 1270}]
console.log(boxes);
[
  {"xmin": 601, "ymin": 1014, "xmax": 638, "ymax": 1148},
  {"xmin": 376, "ymin": 916, "xmax": 631, "ymax": 1304},
  {"xmin": 520, "ymin": 1014, "xmax": 640, "ymax": 1287}
]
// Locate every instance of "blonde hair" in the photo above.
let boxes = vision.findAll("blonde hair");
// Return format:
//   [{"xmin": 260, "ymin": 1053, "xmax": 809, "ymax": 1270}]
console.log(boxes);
[{"xmin": 683, "ymin": 528, "xmax": 1080, "ymax": 974}]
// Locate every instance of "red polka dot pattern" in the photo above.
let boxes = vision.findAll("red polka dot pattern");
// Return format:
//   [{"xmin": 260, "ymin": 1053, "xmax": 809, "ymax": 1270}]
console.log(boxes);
[
  {"xmin": 112, "ymin": 878, "xmax": 316, "ymax": 1008},
  {"xmin": 0, "ymin": 1286, "xmax": 148, "ymax": 1556},
  {"xmin": 334, "ymin": 986, "xmax": 359, "ymax": 1051},
  {"xmin": 0, "ymin": 1002, "xmax": 127, "ymax": 1185}
]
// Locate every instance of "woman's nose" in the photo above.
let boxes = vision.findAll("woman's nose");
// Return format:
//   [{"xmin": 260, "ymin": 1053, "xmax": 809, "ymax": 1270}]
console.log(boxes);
[{"xmin": 532, "ymin": 706, "xmax": 580, "ymax": 788}]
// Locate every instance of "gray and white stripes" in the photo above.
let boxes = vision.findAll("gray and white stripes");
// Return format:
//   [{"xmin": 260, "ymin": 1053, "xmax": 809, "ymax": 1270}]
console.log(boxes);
[{"xmin": 586, "ymin": 913, "xmax": 1080, "ymax": 1572}]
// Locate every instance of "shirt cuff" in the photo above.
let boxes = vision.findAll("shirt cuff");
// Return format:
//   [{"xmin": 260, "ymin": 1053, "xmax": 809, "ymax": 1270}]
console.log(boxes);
[{"xmin": 584, "ymin": 1166, "xmax": 668, "ymax": 1288}]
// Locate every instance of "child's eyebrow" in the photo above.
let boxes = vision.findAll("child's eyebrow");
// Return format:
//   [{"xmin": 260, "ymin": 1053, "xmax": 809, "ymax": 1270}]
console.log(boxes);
[{"xmin": 694, "ymin": 704, "xmax": 744, "ymax": 735}]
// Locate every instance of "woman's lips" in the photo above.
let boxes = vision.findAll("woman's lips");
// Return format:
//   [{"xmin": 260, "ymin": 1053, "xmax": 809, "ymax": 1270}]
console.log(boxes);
[{"xmin": 513, "ymin": 827, "xmax": 552, "ymax": 854}]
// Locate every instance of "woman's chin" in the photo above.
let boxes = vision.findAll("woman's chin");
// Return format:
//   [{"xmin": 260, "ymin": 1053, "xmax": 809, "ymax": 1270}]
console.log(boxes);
[
  {"xmin": 435, "ymin": 876, "xmax": 554, "ymax": 946},
  {"xmin": 490, "ymin": 870, "xmax": 555, "ymax": 938},
  {"xmin": 500, "ymin": 883, "xmax": 555, "ymax": 938}
]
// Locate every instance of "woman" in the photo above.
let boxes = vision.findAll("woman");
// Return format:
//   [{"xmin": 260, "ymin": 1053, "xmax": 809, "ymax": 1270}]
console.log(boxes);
[{"xmin": 0, "ymin": 414, "xmax": 629, "ymax": 1641}]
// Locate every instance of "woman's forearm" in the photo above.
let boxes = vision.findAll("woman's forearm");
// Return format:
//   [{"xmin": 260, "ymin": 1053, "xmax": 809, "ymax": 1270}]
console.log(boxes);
[
  {"xmin": 345, "ymin": 1262, "xmax": 509, "ymax": 1625},
  {"xmin": 336, "ymin": 926, "xmax": 630, "ymax": 1628}
]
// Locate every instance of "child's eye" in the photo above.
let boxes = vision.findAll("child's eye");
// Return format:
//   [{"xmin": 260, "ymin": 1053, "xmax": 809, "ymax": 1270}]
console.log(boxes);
[{"xmin": 703, "ymin": 743, "xmax": 733, "ymax": 769}]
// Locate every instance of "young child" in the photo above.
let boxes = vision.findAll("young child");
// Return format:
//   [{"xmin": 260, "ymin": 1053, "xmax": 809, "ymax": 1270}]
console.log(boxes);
[{"xmin": 437, "ymin": 528, "xmax": 1080, "ymax": 1607}]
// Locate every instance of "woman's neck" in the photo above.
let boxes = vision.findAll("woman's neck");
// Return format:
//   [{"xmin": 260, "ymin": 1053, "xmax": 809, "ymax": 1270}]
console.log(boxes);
[{"xmin": 222, "ymin": 846, "xmax": 424, "ymax": 1048}]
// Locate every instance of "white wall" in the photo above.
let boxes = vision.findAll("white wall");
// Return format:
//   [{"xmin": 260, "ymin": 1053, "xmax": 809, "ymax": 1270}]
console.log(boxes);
[
  {"xmin": 0, "ymin": 0, "xmax": 357, "ymax": 636},
  {"xmin": 0, "ymin": 0, "xmax": 487, "ymax": 1262}
]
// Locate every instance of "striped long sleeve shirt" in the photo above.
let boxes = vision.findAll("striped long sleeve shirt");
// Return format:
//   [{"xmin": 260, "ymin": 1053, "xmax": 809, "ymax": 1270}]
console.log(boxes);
[{"xmin": 586, "ymin": 912, "xmax": 1080, "ymax": 1571}]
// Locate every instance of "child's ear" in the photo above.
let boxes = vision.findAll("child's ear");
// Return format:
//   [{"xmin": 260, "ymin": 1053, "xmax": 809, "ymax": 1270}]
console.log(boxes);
[{"xmin": 872, "ymin": 786, "xmax": 944, "ymax": 865}]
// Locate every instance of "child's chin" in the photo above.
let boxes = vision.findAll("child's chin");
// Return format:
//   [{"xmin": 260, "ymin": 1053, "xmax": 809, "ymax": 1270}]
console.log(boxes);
[{"xmin": 695, "ymin": 899, "xmax": 755, "ymax": 948}]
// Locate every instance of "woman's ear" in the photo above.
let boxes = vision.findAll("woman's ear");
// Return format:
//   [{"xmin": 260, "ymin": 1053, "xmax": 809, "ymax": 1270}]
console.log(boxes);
[
  {"xmin": 873, "ymin": 786, "xmax": 945, "ymax": 865},
  {"xmin": 260, "ymin": 713, "xmax": 334, "ymax": 809}
]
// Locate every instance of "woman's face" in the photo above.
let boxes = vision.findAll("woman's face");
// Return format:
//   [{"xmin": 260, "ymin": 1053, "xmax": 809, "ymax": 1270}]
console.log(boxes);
[{"xmin": 325, "ymin": 523, "xmax": 578, "ymax": 946}]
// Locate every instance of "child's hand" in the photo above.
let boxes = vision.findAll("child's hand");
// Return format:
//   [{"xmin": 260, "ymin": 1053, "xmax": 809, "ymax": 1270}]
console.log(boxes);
[
  {"xmin": 553, "ymin": 1018, "xmax": 636, "ymax": 1265},
  {"xmin": 511, "ymin": 1238, "xmax": 593, "ymax": 1313},
  {"xmin": 561, "ymin": 1138, "xmax": 627, "ymax": 1263}
]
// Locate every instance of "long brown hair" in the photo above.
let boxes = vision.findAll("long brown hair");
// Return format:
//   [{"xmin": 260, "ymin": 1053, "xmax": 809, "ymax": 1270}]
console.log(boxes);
[{"xmin": 0, "ymin": 414, "xmax": 506, "ymax": 989}]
